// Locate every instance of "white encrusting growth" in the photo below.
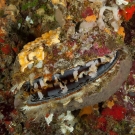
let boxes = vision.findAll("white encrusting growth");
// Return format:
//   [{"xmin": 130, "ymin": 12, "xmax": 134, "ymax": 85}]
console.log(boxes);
[
  {"xmin": 116, "ymin": 0, "xmax": 128, "ymax": 5},
  {"xmin": 63, "ymin": 99, "xmax": 71, "ymax": 106},
  {"xmin": 39, "ymin": 78, "xmax": 45, "ymax": 87},
  {"xmin": 25, "ymin": 16, "xmax": 34, "ymax": 24},
  {"xmin": 100, "ymin": 57, "xmax": 109, "ymax": 63},
  {"xmin": 55, "ymin": 55, "xmax": 109, "ymax": 86},
  {"xmin": 79, "ymin": 21, "xmax": 96, "ymax": 33},
  {"xmin": 89, "ymin": 72, "xmax": 97, "ymax": 78},
  {"xmin": 29, "ymin": 73, "xmax": 35, "ymax": 85},
  {"xmin": 44, "ymin": 113, "xmax": 54, "ymax": 125},
  {"xmin": 109, "ymin": 51, "xmax": 116, "ymax": 63},
  {"xmin": 86, "ymin": 61, "xmax": 95, "ymax": 67},
  {"xmin": 27, "ymin": 63, "xmax": 33, "ymax": 69},
  {"xmin": 73, "ymin": 67, "xmax": 80, "ymax": 71},
  {"xmin": 58, "ymin": 111, "xmax": 77, "ymax": 134},
  {"xmin": 10, "ymin": 84, "xmax": 18, "ymax": 93},
  {"xmin": 34, "ymin": 60, "xmax": 43, "ymax": 68},
  {"xmin": 73, "ymin": 70, "xmax": 79, "ymax": 82},
  {"xmin": 94, "ymin": 60, "xmax": 99, "ymax": 65},
  {"xmin": 78, "ymin": 0, "xmax": 125, "ymax": 32},
  {"xmin": 86, "ymin": 60, "xmax": 99, "ymax": 67},
  {"xmin": 54, "ymin": 74, "xmax": 60, "ymax": 82},
  {"xmin": 37, "ymin": 91, "xmax": 44, "ymax": 100},
  {"xmin": 60, "ymin": 83, "xmax": 68, "ymax": 94},
  {"xmin": 78, "ymin": 71, "xmax": 85, "ymax": 78},
  {"xmin": 73, "ymin": 67, "xmax": 80, "ymax": 82},
  {"xmin": 34, "ymin": 82, "xmax": 38, "ymax": 89},
  {"xmin": 75, "ymin": 97, "xmax": 83, "ymax": 103},
  {"xmin": 88, "ymin": 62, "xmax": 98, "ymax": 78},
  {"xmin": 97, "ymin": 5, "xmax": 120, "ymax": 31},
  {"xmin": 17, "ymin": 81, "xmax": 25, "ymax": 90},
  {"xmin": 44, "ymin": 67, "xmax": 50, "ymax": 74}
]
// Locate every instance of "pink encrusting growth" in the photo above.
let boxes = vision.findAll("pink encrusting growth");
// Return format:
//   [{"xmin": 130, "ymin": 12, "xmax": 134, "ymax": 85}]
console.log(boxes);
[{"xmin": 81, "ymin": 7, "xmax": 94, "ymax": 18}]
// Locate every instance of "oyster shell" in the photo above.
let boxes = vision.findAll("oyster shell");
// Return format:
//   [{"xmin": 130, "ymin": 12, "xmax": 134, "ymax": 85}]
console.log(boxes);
[{"xmin": 11, "ymin": 0, "xmax": 132, "ymax": 120}]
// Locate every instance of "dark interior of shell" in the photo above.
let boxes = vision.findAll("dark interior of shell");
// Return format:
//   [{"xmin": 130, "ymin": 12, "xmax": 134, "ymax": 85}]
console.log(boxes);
[{"xmin": 20, "ymin": 50, "xmax": 120, "ymax": 105}]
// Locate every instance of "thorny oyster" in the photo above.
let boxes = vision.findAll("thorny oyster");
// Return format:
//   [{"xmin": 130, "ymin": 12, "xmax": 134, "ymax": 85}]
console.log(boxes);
[{"xmin": 11, "ymin": 0, "xmax": 132, "ymax": 121}]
